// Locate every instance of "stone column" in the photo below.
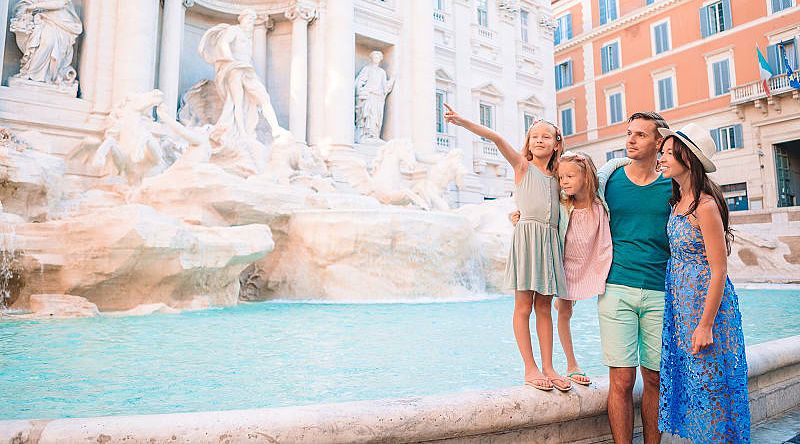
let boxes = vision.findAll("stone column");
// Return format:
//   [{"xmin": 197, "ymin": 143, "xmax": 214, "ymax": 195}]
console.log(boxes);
[
  {"xmin": 323, "ymin": 0, "xmax": 355, "ymax": 148},
  {"xmin": 90, "ymin": 0, "xmax": 118, "ymax": 119},
  {"xmin": 157, "ymin": 0, "xmax": 192, "ymax": 119},
  {"xmin": 408, "ymin": 0, "xmax": 436, "ymax": 156},
  {"xmin": 285, "ymin": 1, "xmax": 317, "ymax": 143},
  {"xmin": 252, "ymin": 16, "xmax": 273, "ymax": 85},
  {"xmin": 112, "ymin": 0, "xmax": 160, "ymax": 105},
  {"xmin": 77, "ymin": 0, "xmax": 101, "ymax": 103}
]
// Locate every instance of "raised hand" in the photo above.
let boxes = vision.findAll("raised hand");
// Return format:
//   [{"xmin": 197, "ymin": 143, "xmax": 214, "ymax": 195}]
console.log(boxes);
[{"xmin": 443, "ymin": 103, "xmax": 467, "ymax": 127}]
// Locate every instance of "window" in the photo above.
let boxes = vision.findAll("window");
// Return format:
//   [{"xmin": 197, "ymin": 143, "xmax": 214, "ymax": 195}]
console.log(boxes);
[
  {"xmin": 711, "ymin": 124, "xmax": 743, "ymax": 151},
  {"xmin": 710, "ymin": 58, "xmax": 732, "ymax": 96},
  {"xmin": 476, "ymin": 0, "xmax": 488, "ymax": 27},
  {"xmin": 599, "ymin": 0, "xmax": 618, "ymax": 25},
  {"xmin": 560, "ymin": 107, "xmax": 575, "ymax": 136},
  {"xmin": 601, "ymin": 41, "xmax": 621, "ymax": 73},
  {"xmin": 770, "ymin": 0, "xmax": 794, "ymax": 14},
  {"xmin": 700, "ymin": 0, "xmax": 732, "ymax": 38},
  {"xmin": 606, "ymin": 148, "xmax": 625, "ymax": 160},
  {"xmin": 434, "ymin": 0, "xmax": 444, "ymax": 10},
  {"xmin": 655, "ymin": 74, "xmax": 675, "ymax": 111},
  {"xmin": 479, "ymin": 103, "xmax": 494, "ymax": 141},
  {"xmin": 436, "ymin": 90, "xmax": 447, "ymax": 134},
  {"xmin": 555, "ymin": 60, "xmax": 573, "ymax": 90},
  {"xmin": 608, "ymin": 91, "xmax": 624, "ymax": 124},
  {"xmin": 555, "ymin": 14, "xmax": 573, "ymax": 45},
  {"xmin": 520, "ymin": 9, "xmax": 530, "ymax": 42},
  {"xmin": 524, "ymin": 113, "xmax": 535, "ymax": 132},
  {"xmin": 767, "ymin": 39, "xmax": 798, "ymax": 76},
  {"xmin": 652, "ymin": 20, "xmax": 671, "ymax": 55},
  {"xmin": 721, "ymin": 183, "xmax": 748, "ymax": 211}
]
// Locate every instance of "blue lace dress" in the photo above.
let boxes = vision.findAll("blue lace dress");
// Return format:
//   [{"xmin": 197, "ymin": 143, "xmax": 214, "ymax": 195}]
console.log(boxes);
[{"xmin": 659, "ymin": 212, "xmax": 750, "ymax": 443}]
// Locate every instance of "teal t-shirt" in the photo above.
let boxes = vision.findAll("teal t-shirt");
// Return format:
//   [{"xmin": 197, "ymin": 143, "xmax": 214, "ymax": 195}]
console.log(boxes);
[{"xmin": 605, "ymin": 167, "xmax": 672, "ymax": 291}]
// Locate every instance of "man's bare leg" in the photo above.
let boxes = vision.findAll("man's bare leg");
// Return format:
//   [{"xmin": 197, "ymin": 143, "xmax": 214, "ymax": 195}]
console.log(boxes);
[
  {"xmin": 640, "ymin": 366, "xmax": 662, "ymax": 444},
  {"xmin": 608, "ymin": 366, "xmax": 636, "ymax": 443}
]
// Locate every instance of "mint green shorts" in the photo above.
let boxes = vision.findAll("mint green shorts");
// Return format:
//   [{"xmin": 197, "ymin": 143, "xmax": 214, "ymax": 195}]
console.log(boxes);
[{"xmin": 597, "ymin": 283, "xmax": 665, "ymax": 371}]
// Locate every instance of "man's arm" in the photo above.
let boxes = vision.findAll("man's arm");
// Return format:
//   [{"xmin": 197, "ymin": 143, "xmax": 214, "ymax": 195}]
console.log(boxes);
[{"xmin": 597, "ymin": 156, "xmax": 631, "ymax": 197}]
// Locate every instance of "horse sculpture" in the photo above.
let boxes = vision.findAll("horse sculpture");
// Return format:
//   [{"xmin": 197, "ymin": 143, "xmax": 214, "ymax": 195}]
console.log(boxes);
[
  {"xmin": 411, "ymin": 149, "xmax": 466, "ymax": 211},
  {"xmin": 339, "ymin": 139, "xmax": 429, "ymax": 208}
]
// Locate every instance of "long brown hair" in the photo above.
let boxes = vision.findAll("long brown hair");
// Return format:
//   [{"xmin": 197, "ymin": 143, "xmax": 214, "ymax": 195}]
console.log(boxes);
[
  {"xmin": 521, "ymin": 120, "xmax": 564, "ymax": 175},
  {"xmin": 661, "ymin": 135, "xmax": 734, "ymax": 253},
  {"xmin": 559, "ymin": 151, "xmax": 599, "ymax": 209}
]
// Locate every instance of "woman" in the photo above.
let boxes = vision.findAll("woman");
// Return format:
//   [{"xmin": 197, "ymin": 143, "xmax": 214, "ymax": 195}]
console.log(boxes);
[{"xmin": 657, "ymin": 123, "xmax": 750, "ymax": 443}]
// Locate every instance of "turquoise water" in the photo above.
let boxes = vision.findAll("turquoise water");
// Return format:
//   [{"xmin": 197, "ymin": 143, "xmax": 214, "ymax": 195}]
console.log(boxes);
[{"xmin": 1, "ymin": 289, "xmax": 798, "ymax": 420}]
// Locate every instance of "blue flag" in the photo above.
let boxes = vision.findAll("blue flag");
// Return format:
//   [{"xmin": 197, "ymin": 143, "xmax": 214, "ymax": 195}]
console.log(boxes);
[{"xmin": 785, "ymin": 51, "xmax": 800, "ymax": 89}]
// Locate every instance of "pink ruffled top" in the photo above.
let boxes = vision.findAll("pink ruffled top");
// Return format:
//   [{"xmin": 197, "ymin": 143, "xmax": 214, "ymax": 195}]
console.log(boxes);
[{"xmin": 562, "ymin": 199, "xmax": 613, "ymax": 300}]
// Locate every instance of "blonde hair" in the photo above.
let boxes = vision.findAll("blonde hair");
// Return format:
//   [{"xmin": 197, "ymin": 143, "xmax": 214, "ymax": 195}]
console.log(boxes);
[
  {"xmin": 521, "ymin": 120, "xmax": 564, "ymax": 175},
  {"xmin": 558, "ymin": 151, "xmax": 599, "ymax": 209}
]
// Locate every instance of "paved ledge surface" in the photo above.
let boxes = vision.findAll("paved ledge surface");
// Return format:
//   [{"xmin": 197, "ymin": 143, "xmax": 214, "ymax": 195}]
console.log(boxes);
[{"xmin": 1, "ymin": 336, "xmax": 798, "ymax": 444}]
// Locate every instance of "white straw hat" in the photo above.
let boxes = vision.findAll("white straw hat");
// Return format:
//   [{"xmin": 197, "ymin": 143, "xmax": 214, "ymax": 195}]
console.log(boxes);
[{"xmin": 658, "ymin": 123, "xmax": 717, "ymax": 173}]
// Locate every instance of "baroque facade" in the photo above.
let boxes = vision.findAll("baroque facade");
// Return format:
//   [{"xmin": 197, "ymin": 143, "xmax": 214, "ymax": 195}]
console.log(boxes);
[{"xmin": 0, "ymin": 0, "xmax": 556, "ymax": 206}]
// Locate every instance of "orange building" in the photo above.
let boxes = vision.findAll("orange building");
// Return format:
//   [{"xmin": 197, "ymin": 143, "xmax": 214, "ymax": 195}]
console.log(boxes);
[{"xmin": 552, "ymin": 0, "xmax": 800, "ymax": 210}]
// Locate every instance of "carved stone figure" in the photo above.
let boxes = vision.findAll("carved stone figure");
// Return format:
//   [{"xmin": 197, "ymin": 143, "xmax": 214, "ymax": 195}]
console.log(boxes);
[
  {"xmin": 70, "ymin": 90, "xmax": 171, "ymax": 185},
  {"xmin": 198, "ymin": 9, "xmax": 288, "ymax": 147},
  {"xmin": 339, "ymin": 139, "xmax": 428, "ymax": 208},
  {"xmin": 411, "ymin": 149, "xmax": 467, "ymax": 211},
  {"xmin": 354, "ymin": 50, "xmax": 394, "ymax": 143},
  {"xmin": 10, "ymin": 0, "xmax": 82, "ymax": 88}
]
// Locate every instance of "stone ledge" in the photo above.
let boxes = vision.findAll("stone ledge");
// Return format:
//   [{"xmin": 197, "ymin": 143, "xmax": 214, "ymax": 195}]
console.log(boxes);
[{"xmin": 0, "ymin": 336, "xmax": 798, "ymax": 443}]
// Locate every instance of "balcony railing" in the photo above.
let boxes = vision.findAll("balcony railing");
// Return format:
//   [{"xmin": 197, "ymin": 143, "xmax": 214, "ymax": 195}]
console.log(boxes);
[
  {"xmin": 435, "ymin": 134, "xmax": 454, "ymax": 152},
  {"xmin": 433, "ymin": 9, "xmax": 446, "ymax": 23},
  {"xmin": 730, "ymin": 73, "xmax": 799, "ymax": 105},
  {"xmin": 473, "ymin": 140, "xmax": 503, "ymax": 164},
  {"xmin": 517, "ymin": 40, "xmax": 536, "ymax": 61},
  {"xmin": 471, "ymin": 24, "xmax": 497, "ymax": 42}
]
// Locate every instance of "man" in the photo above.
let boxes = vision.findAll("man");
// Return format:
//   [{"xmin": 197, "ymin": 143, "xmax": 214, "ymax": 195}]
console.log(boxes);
[
  {"xmin": 199, "ymin": 9, "xmax": 288, "ymax": 146},
  {"xmin": 598, "ymin": 111, "xmax": 671, "ymax": 443}
]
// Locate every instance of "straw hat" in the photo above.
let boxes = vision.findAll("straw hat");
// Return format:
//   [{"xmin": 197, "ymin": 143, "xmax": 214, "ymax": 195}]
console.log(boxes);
[{"xmin": 658, "ymin": 123, "xmax": 717, "ymax": 173}]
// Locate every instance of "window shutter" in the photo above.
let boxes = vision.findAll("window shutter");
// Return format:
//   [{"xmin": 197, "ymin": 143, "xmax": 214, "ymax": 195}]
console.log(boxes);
[
  {"xmin": 700, "ymin": 6, "xmax": 710, "ymax": 38},
  {"xmin": 567, "ymin": 60, "xmax": 573, "ymax": 86},
  {"xmin": 721, "ymin": 60, "xmax": 730, "ymax": 93},
  {"xmin": 613, "ymin": 43, "xmax": 620, "ymax": 70},
  {"xmin": 555, "ymin": 65, "xmax": 561, "ymax": 89},
  {"xmin": 721, "ymin": 0, "xmax": 732, "ymax": 31},
  {"xmin": 599, "ymin": 0, "xmax": 607, "ymax": 25},
  {"xmin": 566, "ymin": 13, "xmax": 573, "ymax": 39},
  {"xmin": 733, "ymin": 124, "xmax": 743, "ymax": 148},
  {"xmin": 713, "ymin": 63, "xmax": 722, "ymax": 96},
  {"xmin": 772, "ymin": 0, "xmax": 782, "ymax": 13},
  {"xmin": 710, "ymin": 128, "xmax": 721, "ymax": 151},
  {"xmin": 610, "ymin": 0, "xmax": 617, "ymax": 20},
  {"xmin": 601, "ymin": 46, "xmax": 609, "ymax": 73},
  {"xmin": 767, "ymin": 44, "xmax": 780, "ymax": 76},
  {"xmin": 658, "ymin": 80, "xmax": 666, "ymax": 109},
  {"xmin": 555, "ymin": 25, "xmax": 561, "ymax": 45}
]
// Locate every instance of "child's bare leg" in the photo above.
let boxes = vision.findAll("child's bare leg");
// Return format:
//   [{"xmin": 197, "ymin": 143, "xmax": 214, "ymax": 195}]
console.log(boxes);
[
  {"xmin": 556, "ymin": 299, "xmax": 589, "ymax": 383},
  {"xmin": 535, "ymin": 293, "xmax": 569, "ymax": 389},
  {"xmin": 514, "ymin": 291, "xmax": 551, "ymax": 388}
]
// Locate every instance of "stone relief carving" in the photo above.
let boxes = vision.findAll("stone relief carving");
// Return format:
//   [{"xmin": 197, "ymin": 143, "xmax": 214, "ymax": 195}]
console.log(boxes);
[
  {"xmin": 198, "ymin": 8, "xmax": 288, "ymax": 147},
  {"xmin": 9, "ymin": 0, "xmax": 82, "ymax": 92},
  {"xmin": 284, "ymin": 0, "xmax": 318, "ymax": 23},
  {"xmin": 354, "ymin": 50, "xmax": 394, "ymax": 144}
]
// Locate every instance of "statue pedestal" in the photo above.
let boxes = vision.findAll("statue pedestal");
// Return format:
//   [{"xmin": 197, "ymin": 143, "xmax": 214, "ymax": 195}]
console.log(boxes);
[{"xmin": 8, "ymin": 77, "xmax": 78, "ymax": 98}]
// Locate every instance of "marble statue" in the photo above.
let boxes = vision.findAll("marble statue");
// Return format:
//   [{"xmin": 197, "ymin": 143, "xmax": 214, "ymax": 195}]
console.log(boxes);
[
  {"xmin": 199, "ymin": 9, "xmax": 288, "ymax": 146},
  {"xmin": 9, "ymin": 0, "xmax": 82, "ymax": 88},
  {"xmin": 339, "ymin": 139, "xmax": 428, "ymax": 208},
  {"xmin": 354, "ymin": 50, "xmax": 394, "ymax": 143},
  {"xmin": 411, "ymin": 149, "xmax": 466, "ymax": 211},
  {"xmin": 70, "ymin": 90, "xmax": 170, "ymax": 185}
]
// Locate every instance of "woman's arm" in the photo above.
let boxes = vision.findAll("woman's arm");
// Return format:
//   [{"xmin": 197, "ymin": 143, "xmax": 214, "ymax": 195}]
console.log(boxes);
[
  {"xmin": 443, "ymin": 103, "xmax": 525, "ymax": 171},
  {"xmin": 690, "ymin": 198, "xmax": 728, "ymax": 355}
]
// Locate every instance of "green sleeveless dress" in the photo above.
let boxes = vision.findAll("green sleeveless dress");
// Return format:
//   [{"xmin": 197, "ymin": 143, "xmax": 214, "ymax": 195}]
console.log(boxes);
[{"xmin": 503, "ymin": 164, "xmax": 567, "ymax": 296}]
